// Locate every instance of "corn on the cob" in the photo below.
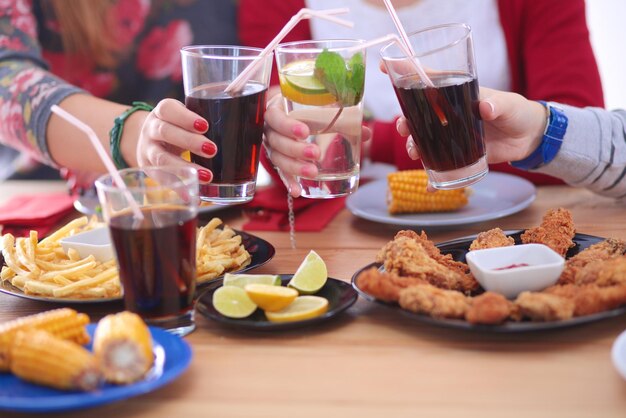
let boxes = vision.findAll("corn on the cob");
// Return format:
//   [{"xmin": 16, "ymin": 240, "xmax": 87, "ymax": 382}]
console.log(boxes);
[
  {"xmin": 387, "ymin": 170, "xmax": 469, "ymax": 214},
  {"xmin": 10, "ymin": 330, "xmax": 101, "ymax": 391},
  {"xmin": 0, "ymin": 308, "xmax": 90, "ymax": 371},
  {"xmin": 93, "ymin": 311, "xmax": 154, "ymax": 384}
]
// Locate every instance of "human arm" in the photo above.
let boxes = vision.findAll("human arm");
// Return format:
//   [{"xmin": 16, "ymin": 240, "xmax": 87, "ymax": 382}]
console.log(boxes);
[{"xmin": 398, "ymin": 88, "xmax": 626, "ymax": 198}]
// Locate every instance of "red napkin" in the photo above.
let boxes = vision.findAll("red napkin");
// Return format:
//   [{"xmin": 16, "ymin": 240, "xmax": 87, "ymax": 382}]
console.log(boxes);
[
  {"xmin": 242, "ymin": 186, "xmax": 345, "ymax": 232},
  {"xmin": 0, "ymin": 193, "xmax": 76, "ymax": 237}
]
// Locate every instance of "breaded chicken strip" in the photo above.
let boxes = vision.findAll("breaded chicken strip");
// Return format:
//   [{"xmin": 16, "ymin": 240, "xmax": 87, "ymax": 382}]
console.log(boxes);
[
  {"xmin": 398, "ymin": 284, "xmax": 470, "ymax": 319},
  {"xmin": 469, "ymin": 228, "xmax": 515, "ymax": 251},
  {"xmin": 559, "ymin": 241, "xmax": 626, "ymax": 285},
  {"xmin": 377, "ymin": 236, "xmax": 478, "ymax": 294},
  {"xmin": 544, "ymin": 283, "xmax": 626, "ymax": 316},
  {"xmin": 521, "ymin": 208, "xmax": 576, "ymax": 256},
  {"xmin": 514, "ymin": 292, "xmax": 575, "ymax": 321},
  {"xmin": 465, "ymin": 292, "xmax": 513, "ymax": 325},
  {"xmin": 355, "ymin": 267, "xmax": 427, "ymax": 303}
]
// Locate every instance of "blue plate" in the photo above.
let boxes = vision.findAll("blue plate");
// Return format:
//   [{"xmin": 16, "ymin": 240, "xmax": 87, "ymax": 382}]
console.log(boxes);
[{"xmin": 0, "ymin": 324, "xmax": 192, "ymax": 412}]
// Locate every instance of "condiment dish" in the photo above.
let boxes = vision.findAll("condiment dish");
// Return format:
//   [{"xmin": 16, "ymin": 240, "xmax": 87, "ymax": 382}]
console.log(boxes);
[
  {"xmin": 59, "ymin": 227, "xmax": 114, "ymax": 262},
  {"xmin": 465, "ymin": 243, "xmax": 565, "ymax": 299}
]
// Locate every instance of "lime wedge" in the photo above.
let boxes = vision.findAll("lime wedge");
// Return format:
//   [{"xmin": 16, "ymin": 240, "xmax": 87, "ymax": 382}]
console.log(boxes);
[
  {"xmin": 223, "ymin": 273, "xmax": 282, "ymax": 288},
  {"xmin": 212, "ymin": 286, "xmax": 257, "ymax": 319},
  {"xmin": 288, "ymin": 250, "xmax": 328, "ymax": 294},
  {"xmin": 244, "ymin": 284, "xmax": 298, "ymax": 312},
  {"xmin": 265, "ymin": 296, "xmax": 329, "ymax": 322}
]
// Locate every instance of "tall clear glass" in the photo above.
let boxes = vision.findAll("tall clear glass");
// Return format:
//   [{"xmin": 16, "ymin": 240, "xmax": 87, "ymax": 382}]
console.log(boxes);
[
  {"xmin": 95, "ymin": 166, "xmax": 199, "ymax": 337},
  {"xmin": 180, "ymin": 46, "xmax": 273, "ymax": 204},
  {"xmin": 381, "ymin": 24, "xmax": 488, "ymax": 189},
  {"xmin": 275, "ymin": 40, "xmax": 366, "ymax": 198}
]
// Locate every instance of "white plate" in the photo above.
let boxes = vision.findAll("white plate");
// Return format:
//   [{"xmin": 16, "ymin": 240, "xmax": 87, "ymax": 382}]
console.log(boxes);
[
  {"xmin": 612, "ymin": 329, "xmax": 626, "ymax": 380},
  {"xmin": 346, "ymin": 171, "xmax": 536, "ymax": 227}
]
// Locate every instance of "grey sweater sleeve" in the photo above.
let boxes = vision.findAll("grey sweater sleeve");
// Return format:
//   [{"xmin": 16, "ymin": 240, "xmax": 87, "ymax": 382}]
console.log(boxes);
[{"xmin": 533, "ymin": 104, "xmax": 626, "ymax": 199}]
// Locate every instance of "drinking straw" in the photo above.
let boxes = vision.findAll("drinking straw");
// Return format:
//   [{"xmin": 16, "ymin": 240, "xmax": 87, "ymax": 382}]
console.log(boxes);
[
  {"xmin": 381, "ymin": 0, "xmax": 434, "ymax": 88},
  {"xmin": 50, "ymin": 105, "xmax": 144, "ymax": 221},
  {"xmin": 225, "ymin": 8, "xmax": 354, "ymax": 94}
]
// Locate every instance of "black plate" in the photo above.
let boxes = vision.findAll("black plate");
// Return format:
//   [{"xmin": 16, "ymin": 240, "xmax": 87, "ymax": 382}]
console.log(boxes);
[
  {"xmin": 352, "ymin": 232, "xmax": 626, "ymax": 333},
  {"xmin": 195, "ymin": 229, "xmax": 275, "ymax": 291},
  {"xmin": 196, "ymin": 276, "xmax": 358, "ymax": 331}
]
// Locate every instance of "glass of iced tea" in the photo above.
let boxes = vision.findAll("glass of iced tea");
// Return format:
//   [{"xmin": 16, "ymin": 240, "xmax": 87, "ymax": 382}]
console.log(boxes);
[
  {"xmin": 180, "ymin": 46, "xmax": 273, "ymax": 204},
  {"xmin": 275, "ymin": 39, "xmax": 366, "ymax": 198},
  {"xmin": 381, "ymin": 23, "xmax": 488, "ymax": 189},
  {"xmin": 95, "ymin": 166, "xmax": 199, "ymax": 336}
]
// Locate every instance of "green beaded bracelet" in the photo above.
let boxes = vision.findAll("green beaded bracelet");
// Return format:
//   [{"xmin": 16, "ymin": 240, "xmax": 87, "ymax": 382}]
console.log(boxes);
[{"xmin": 109, "ymin": 101, "xmax": 154, "ymax": 169}]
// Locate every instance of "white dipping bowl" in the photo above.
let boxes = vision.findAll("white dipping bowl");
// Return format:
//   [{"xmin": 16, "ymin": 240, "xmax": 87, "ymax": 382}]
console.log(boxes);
[
  {"xmin": 465, "ymin": 244, "xmax": 565, "ymax": 299},
  {"xmin": 60, "ymin": 227, "xmax": 114, "ymax": 263}
]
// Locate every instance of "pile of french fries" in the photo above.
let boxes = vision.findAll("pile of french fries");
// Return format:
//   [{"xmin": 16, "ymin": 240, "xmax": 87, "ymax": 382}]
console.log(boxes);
[
  {"xmin": 196, "ymin": 218, "xmax": 251, "ymax": 283},
  {"xmin": 0, "ymin": 217, "xmax": 121, "ymax": 299},
  {"xmin": 0, "ymin": 216, "xmax": 251, "ymax": 300}
]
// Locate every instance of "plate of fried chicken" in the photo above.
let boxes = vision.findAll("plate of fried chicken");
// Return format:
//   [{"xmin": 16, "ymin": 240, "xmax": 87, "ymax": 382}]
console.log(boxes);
[{"xmin": 352, "ymin": 208, "xmax": 626, "ymax": 332}]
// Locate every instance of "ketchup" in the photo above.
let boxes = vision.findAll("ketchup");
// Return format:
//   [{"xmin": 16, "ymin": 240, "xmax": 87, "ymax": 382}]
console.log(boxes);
[{"xmin": 493, "ymin": 263, "xmax": 529, "ymax": 271}]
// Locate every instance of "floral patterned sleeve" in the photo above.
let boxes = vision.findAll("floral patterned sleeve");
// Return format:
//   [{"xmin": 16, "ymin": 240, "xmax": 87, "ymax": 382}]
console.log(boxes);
[{"xmin": 0, "ymin": 0, "xmax": 84, "ymax": 167}]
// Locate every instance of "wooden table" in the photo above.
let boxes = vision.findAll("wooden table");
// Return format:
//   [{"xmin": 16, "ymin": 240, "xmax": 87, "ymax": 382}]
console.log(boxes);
[{"xmin": 1, "ymin": 181, "xmax": 626, "ymax": 417}]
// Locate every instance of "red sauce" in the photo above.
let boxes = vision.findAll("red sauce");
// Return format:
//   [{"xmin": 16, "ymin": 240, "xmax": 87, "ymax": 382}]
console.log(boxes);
[{"xmin": 493, "ymin": 263, "xmax": 529, "ymax": 271}]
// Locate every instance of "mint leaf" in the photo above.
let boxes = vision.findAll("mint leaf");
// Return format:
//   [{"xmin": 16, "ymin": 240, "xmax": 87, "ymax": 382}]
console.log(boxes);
[
  {"xmin": 346, "ymin": 52, "xmax": 365, "ymax": 105},
  {"xmin": 314, "ymin": 49, "xmax": 347, "ymax": 104}
]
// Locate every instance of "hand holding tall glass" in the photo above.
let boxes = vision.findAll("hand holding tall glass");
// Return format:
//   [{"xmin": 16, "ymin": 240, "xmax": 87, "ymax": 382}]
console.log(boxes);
[
  {"xmin": 180, "ymin": 46, "xmax": 273, "ymax": 203},
  {"xmin": 381, "ymin": 23, "xmax": 487, "ymax": 189},
  {"xmin": 96, "ymin": 167, "xmax": 199, "ymax": 336},
  {"xmin": 275, "ymin": 40, "xmax": 366, "ymax": 198}
]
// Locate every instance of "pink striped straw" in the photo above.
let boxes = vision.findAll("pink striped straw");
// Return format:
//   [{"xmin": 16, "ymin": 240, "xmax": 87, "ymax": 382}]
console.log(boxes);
[
  {"xmin": 381, "ymin": 0, "xmax": 434, "ymax": 87},
  {"xmin": 50, "ymin": 105, "xmax": 144, "ymax": 221},
  {"xmin": 224, "ymin": 8, "xmax": 354, "ymax": 95}
]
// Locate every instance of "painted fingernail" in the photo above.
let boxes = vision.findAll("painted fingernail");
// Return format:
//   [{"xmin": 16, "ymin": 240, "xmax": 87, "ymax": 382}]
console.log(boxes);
[
  {"xmin": 201, "ymin": 142, "xmax": 217, "ymax": 156},
  {"xmin": 301, "ymin": 165, "xmax": 317, "ymax": 178},
  {"xmin": 198, "ymin": 169, "xmax": 212, "ymax": 182},
  {"xmin": 194, "ymin": 119, "xmax": 208, "ymax": 132},
  {"xmin": 406, "ymin": 139, "xmax": 419, "ymax": 160},
  {"xmin": 303, "ymin": 146, "xmax": 318, "ymax": 159},
  {"xmin": 485, "ymin": 100, "xmax": 495, "ymax": 114},
  {"xmin": 292, "ymin": 124, "xmax": 306, "ymax": 138}
]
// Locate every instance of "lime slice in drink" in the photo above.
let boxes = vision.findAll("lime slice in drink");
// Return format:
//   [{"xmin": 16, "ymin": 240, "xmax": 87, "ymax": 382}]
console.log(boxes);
[
  {"xmin": 265, "ymin": 296, "xmax": 329, "ymax": 323},
  {"xmin": 223, "ymin": 273, "xmax": 282, "ymax": 288},
  {"xmin": 288, "ymin": 250, "xmax": 328, "ymax": 294},
  {"xmin": 244, "ymin": 284, "xmax": 298, "ymax": 312},
  {"xmin": 212, "ymin": 286, "xmax": 257, "ymax": 319},
  {"xmin": 280, "ymin": 60, "xmax": 336, "ymax": 106}
]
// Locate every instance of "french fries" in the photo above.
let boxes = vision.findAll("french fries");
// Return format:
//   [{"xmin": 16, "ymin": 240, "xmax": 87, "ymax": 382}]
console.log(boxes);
[
  {"xmin": 0, "ymin": 217, "xmax": 122, "ymax": 300},
  {"xmin": 196, "ymin": 218, "xmax": 251, "ymax": 284},
  {"xmin": 0, "ymin": 216, "xmax": 252, "ymax": 299}
]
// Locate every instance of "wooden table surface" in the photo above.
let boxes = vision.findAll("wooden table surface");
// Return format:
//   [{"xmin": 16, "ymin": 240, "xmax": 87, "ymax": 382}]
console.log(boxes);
[{"xmin": 1, "ymin": 181, "xmax": 626, "ymax": 418}]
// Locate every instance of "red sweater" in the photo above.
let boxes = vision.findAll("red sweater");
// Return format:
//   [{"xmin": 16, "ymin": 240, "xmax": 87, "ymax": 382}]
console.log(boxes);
[{"xmin": 239, "ymin": 0, "xmax": 604, "ymax": 185}]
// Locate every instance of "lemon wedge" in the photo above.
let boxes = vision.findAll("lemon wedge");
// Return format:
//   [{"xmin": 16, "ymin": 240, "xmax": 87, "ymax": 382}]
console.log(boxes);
[
  {"xmin": 244, "ymin": 284, "xmax": 298, "ymax": 312},
  {"xmin": 288, "ymin": 250, "xmax": 328, "ymax": 294},
  {"xmin": 279, "ymin": 60, "xmax": 336, "ymax": 106},
  {"xmin": 223, "ymin": 273, "xmax": 282, "ymax": 288},
  {"xmin": 265, "ymin": 296, "xmax": 329, "ymax": 323},
  {"xmin": 212, "ymin": 286, "xmax": 257, "ymax": 319}
]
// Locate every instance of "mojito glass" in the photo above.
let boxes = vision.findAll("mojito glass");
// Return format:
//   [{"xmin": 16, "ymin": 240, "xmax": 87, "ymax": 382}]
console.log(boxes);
[{"xmin": 276, "ymin": 40, "xmax": 365, "ymax": 198}]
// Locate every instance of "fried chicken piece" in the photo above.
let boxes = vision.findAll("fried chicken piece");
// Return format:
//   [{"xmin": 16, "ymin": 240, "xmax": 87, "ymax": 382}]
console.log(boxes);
[
  {"xmin": 573, "ymin": 256, "xmax": 626, "ymax": 287},
  {"xmin": 469, "ymin": 228, "xmax": 515, "ymax": 251},
  {"xmin": 398, "ymin": 284, "xmax": 470, "ymax": 319},
  {"xmin": 355, "ymin": 267, "xmax": 427, "ymax": 303},
  {"xmin": 377, "ymin": 236, "xmax": 478, "ymax": 294},
  {"xmin": 520, "ymin": 208, "xmax": 576, "ymax": 256},
  {"xmin": 514, "ymin": 291, "xmax": 575, "ymax": 321},
  {"xmin": 465, "ymin": 292, "xmax": 513, "ymax": 325},
  {"xmin": 558, "ymin": 240, "xmax": 626, "ymax": 285},
  {"xmin": 544, "ymin": 283, "xmax": 626, "ymax": 316}
]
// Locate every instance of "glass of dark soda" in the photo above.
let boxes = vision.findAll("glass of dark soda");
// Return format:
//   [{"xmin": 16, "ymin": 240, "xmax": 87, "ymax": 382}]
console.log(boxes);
[
  {"xmin": 180, "ymin": 46, "xmax": 273, "ymax": 204},
  {"xmin": 95, "ymin": 166, "xmax": 199, "ymax": 336},
  {"xmin": 381, "ymin": 23, "xmax": 488, "ymax": 189}
]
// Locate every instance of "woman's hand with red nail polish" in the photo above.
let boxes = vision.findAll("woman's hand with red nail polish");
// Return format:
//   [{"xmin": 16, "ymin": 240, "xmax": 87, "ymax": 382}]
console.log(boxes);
[{"xmin": 136, "ymin": 98, "xmax": 217, "ymax": 178}]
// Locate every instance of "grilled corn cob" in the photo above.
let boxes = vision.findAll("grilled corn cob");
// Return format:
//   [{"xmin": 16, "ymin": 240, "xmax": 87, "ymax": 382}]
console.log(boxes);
[
  {"xmin": 387, "ymin": 170, "xmax": 469, "ymax": 214},
  {"xmin": 0, "ymin": 308, "xmax": 90, "ymax": 371},
  {"xmin": 93, "ymin": 311, "xmax": 154, "ymax": 384},
  {"xmin": 10, "ymin": 330, "xmax": 101, "ymax": 391}
]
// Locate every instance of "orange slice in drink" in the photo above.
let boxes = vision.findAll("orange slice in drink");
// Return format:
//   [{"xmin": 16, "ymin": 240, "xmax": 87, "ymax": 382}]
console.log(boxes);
[{"xmin": 279, "ymin": 60, "xmax": 337, "ymax": 106}]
